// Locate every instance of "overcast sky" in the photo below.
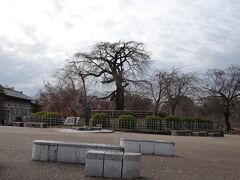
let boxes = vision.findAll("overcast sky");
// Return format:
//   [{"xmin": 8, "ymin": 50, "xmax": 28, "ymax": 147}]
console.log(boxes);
[{"xmin": 0, "ymin": 0, "xmax": 240, "ymax": 96}]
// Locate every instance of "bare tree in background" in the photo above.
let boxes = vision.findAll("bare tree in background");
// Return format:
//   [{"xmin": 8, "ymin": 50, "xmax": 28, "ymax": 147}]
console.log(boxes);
[
  {"xmin": 39, "ymin": 65, "xmax": 85, "ymax": 117},
  {"xmin": 69, "ymin": 60, "xmax": 92, "ymax": 125},
  {"xmin": 166, "ymin": 69, "xmax": 198, "ymax": 115},
  {"xmin": 203, "ymin": 65, "xmax": 240, "ymax": 132},
  {"xmin": 74, "ymin": 41, "xmax": 150, "ymax": 110},
  {"xmin": 145, "ymin": 70, "xmax": 170, "ymax": 115}
]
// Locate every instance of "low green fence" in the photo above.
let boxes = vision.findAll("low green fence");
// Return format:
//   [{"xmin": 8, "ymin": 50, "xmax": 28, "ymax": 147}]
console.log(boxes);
[
  {"xmin": 23, "ymin": 116, "xmax": 64, "ymax": 126},
  {"xmin": 91, "ymin": 118, "xmax": 212, "ymax": 132}
]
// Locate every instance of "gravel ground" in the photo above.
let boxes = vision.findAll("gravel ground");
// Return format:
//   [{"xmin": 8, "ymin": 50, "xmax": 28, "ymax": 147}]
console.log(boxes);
[{"xmin": 0, "ymin": 126, "xmax": 240, "ymax": 180}]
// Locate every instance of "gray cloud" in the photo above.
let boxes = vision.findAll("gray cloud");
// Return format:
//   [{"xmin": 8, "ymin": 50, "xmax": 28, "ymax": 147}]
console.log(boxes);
[{"xmin": 0, "ymin": 0, "xmax": 240, "ymax": 96}]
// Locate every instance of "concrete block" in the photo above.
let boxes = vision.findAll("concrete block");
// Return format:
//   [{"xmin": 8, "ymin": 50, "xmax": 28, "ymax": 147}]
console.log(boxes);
[
  {"xmin": 103, "ymin": 151, "xmax": 123, "ymax": 178},
  {"xmin": 154, "ymin": 141, "xmax": 175, "ymax": 156},
  {"xmin": 120, "ymin": 138, "xmax": 141, "ymax": 153},
  {"xmin": 171, "ymin": 130, "xmax": 192, "ymax": 136},
  {"xmin": 77, "ymin": 147, "xmax": 95, "ymax": 164},
  {"xmin": 193, "ymin": 131, "xmax": 208, "ymax": 136},
  {"xmin": 48, "ymin": 145, "xmax": 58, "ymax": 161},
  {"xmin": 208, "ymin": 132, "xmax": 223, "ymax": 137},
  {"xmin": 141, "ymin": 140, "xmax": 154, "ymax": 155},
  {"xmin": 85, "ymin": 150, "xmax": 105, "ymax": 177},
  {"xmin": 57, "ymin": 145, "xmax": 77, "ymax": 163},
  {"xmin": 122, "ymin": 153, "xmax": 141, "ymax": 179},
  {"xmin": 32, "ymin": 144, "xmax": 48, "ymax": 161},
  {"xmin": 96, "ymin": 144, "xmax": 124, "ymax": 153}
]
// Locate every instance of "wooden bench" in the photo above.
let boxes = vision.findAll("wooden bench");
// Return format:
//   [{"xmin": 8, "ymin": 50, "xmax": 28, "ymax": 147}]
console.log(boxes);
[
  {"xmin": 32, "ymin": 140, "xmax": 124, "ymax": 164},
  {"xmin": 85, "ymin": 150, "xmax": 141, "ymax": 179},
  {"xmin": 120, "ymin": 138, "xmax": 175, "ymax": 156}
]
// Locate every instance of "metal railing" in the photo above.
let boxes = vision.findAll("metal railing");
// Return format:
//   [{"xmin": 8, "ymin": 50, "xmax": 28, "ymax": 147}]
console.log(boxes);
[
  {"xmin": 23, "ymin": 116, "xmax": 64, "ymax": 127},
  {"xmin": 90, "ymin": 118, "xmax": 213, "ymax": 132},
  {"xmin": 91, "ymin": 110, "xmax": 153, "ymax": 117}
]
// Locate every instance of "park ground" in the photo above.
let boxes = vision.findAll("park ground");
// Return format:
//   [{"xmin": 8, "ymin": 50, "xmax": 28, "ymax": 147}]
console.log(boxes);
[{"xmin": 0, "ymin": 126, "xmax": 240, "ymax": 180}]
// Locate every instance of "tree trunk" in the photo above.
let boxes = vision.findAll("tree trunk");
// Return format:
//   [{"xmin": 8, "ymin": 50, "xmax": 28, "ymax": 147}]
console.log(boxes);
[
  {"xmin": 171, "ymin": 106, "xmax": 175, "ymax": 115},
  {"xmin": 82, "ymin": 77, "xmax": 90, "ymax": 125},
  {"xmin": 115, "ymin": 82, "xmax": 124, "ymax": 110},
  {"xmin": 154, "ymin": 102, "xmax": 160, "ymax": 115},
  {"xmin": 224, "ymin": 106, "xmax": 231, "ymax": 132}
]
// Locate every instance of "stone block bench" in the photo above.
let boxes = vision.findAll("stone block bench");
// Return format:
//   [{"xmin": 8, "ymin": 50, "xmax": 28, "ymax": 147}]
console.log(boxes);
[
  {"xmin": 25, "ymin": 122, "xmax": 47, "ymax": 128},
  {"xmin": 208, "ymin": 132, "xmax": 223, "ymax": 137},
  {"xmin": 85, "ymin": 150, "xmax": 141, "ymax": 179},
  {"xmin": 13, "ymin": 122, "xmax": 24, "ymax": 127},
  {"xmin": 120, "ymin": 138, "xmax": 175, "ymax": 156},
  {"xmin": 171, "ymin": 130, "xmax": 192, "ymax": 136},
  {"xmin": 193, "ymin": 131, "xmax": 208, "ymax": 136},
  {"xmin": 32, "ymin": 140, "xmax": 124, "ymax": 164}
]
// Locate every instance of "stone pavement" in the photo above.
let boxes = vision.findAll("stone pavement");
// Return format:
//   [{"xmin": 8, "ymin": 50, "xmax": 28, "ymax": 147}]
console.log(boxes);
[{"xmin": 0, "ymin": 126, "xmax": 240, "ymax": 180}]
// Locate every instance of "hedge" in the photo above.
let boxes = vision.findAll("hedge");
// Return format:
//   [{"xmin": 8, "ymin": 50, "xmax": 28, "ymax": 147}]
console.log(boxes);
[
  {"xmin": 118, "ymin": 115, "xmax": 136, "ymax": 129},
  {"xmin": 145, "ymin": 115, "xmax": 162, "ymax": 131},
  {"xmin": 31, "ymin": 111, "xmax": 61, "ymax": 118},
  {"xmin": 91, "ymin": 113, "xmax": 110, "ymax": 128}
]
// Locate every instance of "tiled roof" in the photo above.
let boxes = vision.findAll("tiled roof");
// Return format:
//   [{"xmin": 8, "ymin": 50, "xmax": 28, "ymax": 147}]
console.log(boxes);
[{"xmin": 3, "ymin": 89, "xmax": 33, "ymax": 101}]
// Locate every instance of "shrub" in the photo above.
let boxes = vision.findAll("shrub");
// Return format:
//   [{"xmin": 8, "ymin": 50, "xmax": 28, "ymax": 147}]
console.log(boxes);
[
  {"xmin": 164, "ymin": 115, "xmax": 181, "ymax": 122},
  {"xmin": 182, "ymin": 117, "xmax": 212, "ymax": 124},
  {"xmin": 123, "ymin": 112, "xmax": 136, "ymax": 117},
  {"xmin": 31, "ymin": 111, "xmax": 61, "ymax": 118},
  {"xmin": 118, "ymin": 115, "xmax": 136, "ymax": 129},
  {"xmin": 91, "ymin": 113, "xmax": 110, "ymax": 128},
  {"xmin": 182, "ymin": 117, "xmax": 197, "ymax": 123},
  {"xmin": 30, "ymin": 111, "xmax": 61, "ymax": 126},
  {"xmin": 144, "ymin": 115, "xmax": 162, "ymax": 131},
  {"xmin": 164, "ymin": 115, "xmax": 181, "ymax": 130},
  {"xmin": 158, "ymin": 112, "xmax": 168, "ymax": 118}
]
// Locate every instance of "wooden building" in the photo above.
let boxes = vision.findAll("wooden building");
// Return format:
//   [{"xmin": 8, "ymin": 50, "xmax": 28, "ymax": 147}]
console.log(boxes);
[{"xmin": 0, "ymin": 89, "xmax": 33, "ymax": 125}]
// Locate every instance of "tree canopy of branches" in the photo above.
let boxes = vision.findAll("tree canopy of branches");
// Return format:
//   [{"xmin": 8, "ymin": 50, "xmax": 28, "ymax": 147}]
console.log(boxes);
[
  {"xmin": 39, "ymin": 65, "xmax": 86, "ymax": 117},
  {"xmin": 145, "ymin": 70, "xmax": 170, "ymax": 115},
  {"xmin": 124, "ymin": 91, "xmax": 153, "ymax": 110},
  {"xmin": 74, "ymin": 41, "xmax": 150, "ymax": 110},
  {"xmin": 166, "ymin": 69, "xmax": 197, "ymax": 115},
  {"xmin": 203, "ymin": 65, "xmax": 240, "ymax": 131}
]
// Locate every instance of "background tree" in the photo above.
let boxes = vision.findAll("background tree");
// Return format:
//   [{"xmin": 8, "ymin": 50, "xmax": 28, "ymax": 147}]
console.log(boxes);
[
  {"xmin": 74, "ymin": 41, "xmax": 150, "ymax": 110},
  {"xmin": 69, "ymin": 60, "xmax": 93, "ymax": 125},
  {"xmin": 145, "ymin": 70, "xmax": 170, "ymax": 115},
  {"xmin": 124, "ymin": 91, "xmax": 153, "ymax": 110},
  {"xmin": 203, "ymin": 65, "xmax": 240, "ymax": 132},
  {"xmin": 166, "ymin": 69, "xmax": 197, "ymax": 115},
  {"xmin": 38, "ymin": 65, "xmax": 85, "ymax": 117}
]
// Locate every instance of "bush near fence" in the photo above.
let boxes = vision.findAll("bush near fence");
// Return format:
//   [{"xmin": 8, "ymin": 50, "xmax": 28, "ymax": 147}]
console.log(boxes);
[
  {"xmin": 145, "ymin": 115, "xmax": 162, "ymax": 131},
  {"xmin": 118, "ymin": 115, "xmax": 136, "ymax": 130},
  {"xmin": 91, "ymin": 113, "xmax": 110, "ymax": 128},
  {"xmin": 109, "ymin": 115, "xmax": 212, "ymax": 132},
  {"xmin": 23, "ymin": 111, "xmax": 63, "ymax": 126}
]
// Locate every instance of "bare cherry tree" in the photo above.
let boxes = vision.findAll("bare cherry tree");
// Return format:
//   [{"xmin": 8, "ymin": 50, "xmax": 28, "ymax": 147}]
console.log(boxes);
[
  {"xmin": 74, "ymin": 41, "xmax": 150, "ymax": 110},
  {"xmin": 203, "ymin": 65, "xmax": 240, "ymax": 132},
  {"xmin": 69, "ymin": 60, "xmax": 92, "ymax": 125},
  {"xmin": 166, "ymin": 69, "xmax": 198, "ymax": 115},
  {"xmin": 39, "ymin": 65, "xmax": 85, "ymax": 118},
  {"xmin": 145, "ymin": 70, "xmax": 170, "ymax": 115}
]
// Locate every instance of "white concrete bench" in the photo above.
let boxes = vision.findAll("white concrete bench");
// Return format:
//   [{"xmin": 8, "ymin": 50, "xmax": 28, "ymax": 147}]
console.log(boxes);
[
  {"xmin": 32, "ymin": 140, "xmax": 124, "ymax": 164},
  {"xmin": 120, "ymin": 138, "xmax": 175, "ymax": 156},
  {"xmin": 85, "ymin": 150, "xmax": 141, "ymax": 179}
]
